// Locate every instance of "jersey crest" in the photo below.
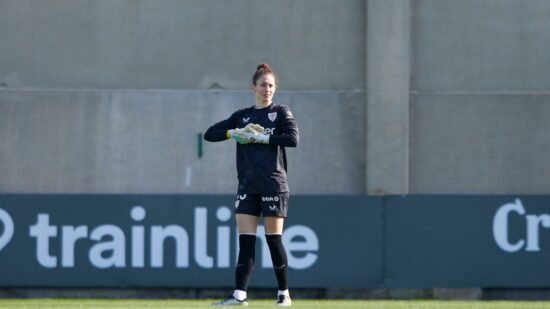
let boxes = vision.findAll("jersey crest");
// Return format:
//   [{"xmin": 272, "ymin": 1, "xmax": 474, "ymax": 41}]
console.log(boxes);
[{"xmin": 268, "ymin": 112, "xmax": 277, "ymax": 122}]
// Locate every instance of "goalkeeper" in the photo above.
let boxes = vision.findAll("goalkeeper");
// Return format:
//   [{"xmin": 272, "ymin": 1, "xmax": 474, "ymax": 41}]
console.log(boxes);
[{"xmin": 204, "ymin": 63, "xmax": 299, "ymax": 307}]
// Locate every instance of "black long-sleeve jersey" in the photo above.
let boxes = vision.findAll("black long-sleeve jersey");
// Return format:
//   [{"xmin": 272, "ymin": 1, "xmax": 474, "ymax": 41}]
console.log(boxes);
[{"xmin": 204, "ymin": 103, "xmax": 299, "ymax": 194}]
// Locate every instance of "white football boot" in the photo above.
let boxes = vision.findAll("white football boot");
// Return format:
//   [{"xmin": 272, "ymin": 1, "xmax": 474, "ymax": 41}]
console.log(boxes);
[{"xmin": 211, "ymin": 295, "xmax": 249, "ymax": 306}]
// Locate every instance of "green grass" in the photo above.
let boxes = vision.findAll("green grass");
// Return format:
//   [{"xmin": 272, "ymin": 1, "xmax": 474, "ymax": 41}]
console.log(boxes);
[{"xmin": 0, "ymin": 299, "xmax": 549, "ymax": 309}]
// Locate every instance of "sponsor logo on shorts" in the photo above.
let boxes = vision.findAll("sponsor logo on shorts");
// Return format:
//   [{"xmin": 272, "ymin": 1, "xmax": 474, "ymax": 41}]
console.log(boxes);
[
  {"xmin": 235, "ymin": 195, "xmax": 247, "ymax": 209},
  {"xmin": 262, "ymin": 196, "xmax": 279, "ymax": 202},
  {"xmin": 269, "ymin": 205, "xmax": 277, "ymax": 211}
]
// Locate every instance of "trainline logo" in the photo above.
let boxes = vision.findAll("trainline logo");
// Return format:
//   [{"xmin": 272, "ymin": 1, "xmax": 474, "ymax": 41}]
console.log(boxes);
[
  {"xmin": 0, "ymin": 206, "xmax": 319, "ymax": 270},
  {"xmin": 493, "ymin": 199, "xmax": 550, "ymax": 252}
]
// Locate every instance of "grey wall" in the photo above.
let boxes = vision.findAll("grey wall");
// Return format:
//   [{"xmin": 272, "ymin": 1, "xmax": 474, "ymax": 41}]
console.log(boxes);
[
  {"xmin": 410, "ymin": 0, "xmax": 550, "ymax": 193},
  {"xmin": 0, "ymin": 0, "xmax": 365, "ymax": 90},
  {"xmin": 1, "ymin": 0, "xmax": 549, "ymax": 194},
  {"xmin": 0, "ymin": 90, "xmax": 364, "ymax": 193},
  {"xmin": 411, "ymin": 95, "xmax": 550, "ymax": 193},
  {"xmin": 0, "ymin": 0, "xmax": 366, "ymax": 194}
]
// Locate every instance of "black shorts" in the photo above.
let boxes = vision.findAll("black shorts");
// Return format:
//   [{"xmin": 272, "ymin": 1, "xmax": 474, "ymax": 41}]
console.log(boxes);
[{"xmin": 234, "ymin": 193, "xmax": 289, "ymax": 218}]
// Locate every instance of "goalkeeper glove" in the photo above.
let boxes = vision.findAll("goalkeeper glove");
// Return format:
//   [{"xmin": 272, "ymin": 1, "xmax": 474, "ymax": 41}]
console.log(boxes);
[
  {"xmin": 243, "ymin": 123, "xmax": 265, "ymax": 133},
  {"xmin": 234, "ymin": 129, "xmax": 269, "ymax": 144},
  {"xmin": 227, "ymin": 128, "xmax": 248, "ymax": 144},
  {"xmin": 227, "ymin": 123, "xmax": 263, "ymax": 139},
  {"xmin": 227, "ymin": 123, "xmax": 269, "ymax": 144}
]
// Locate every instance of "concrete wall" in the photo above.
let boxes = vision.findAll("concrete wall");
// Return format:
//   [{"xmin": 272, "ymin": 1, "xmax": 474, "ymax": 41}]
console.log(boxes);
[
  {"xmin": 0, "ymin": 0, "xmax": 365, "ymax": 90},
  {"xmin": 0, "ymin": 0, "xmax": 365, "ymax": 194},
  {"xmin": 0, "ymin": 89, "xmax": 364, "ymax": 193},
  {"xmin": 411, "ymin": 95, "xmax": 550, "ymax": 193},
  {"xmin": 1, "ymin": 0, "xmax": 549, "ymax": 194},
  {"xmin": 410, "ymin": 0, "xmax": 550, "ymax": 193}
]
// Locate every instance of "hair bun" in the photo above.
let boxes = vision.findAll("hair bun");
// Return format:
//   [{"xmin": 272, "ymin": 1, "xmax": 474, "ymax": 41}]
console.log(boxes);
[
  {"xmin": 252, "ymin": 63, "xmax": 277, "ymax": 85},
  {"xmin": 257, "ymin": 63, "xmax": 271, "ymax": 71}
]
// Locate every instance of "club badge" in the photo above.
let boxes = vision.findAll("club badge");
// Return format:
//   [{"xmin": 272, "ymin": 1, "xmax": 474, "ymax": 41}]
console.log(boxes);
[{"xmin": 268, "ymin": 112, "xmax": 277, "ymax": 122}]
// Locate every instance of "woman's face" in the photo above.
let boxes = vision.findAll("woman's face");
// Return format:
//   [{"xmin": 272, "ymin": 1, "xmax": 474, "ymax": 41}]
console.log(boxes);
[{"xmin": 252, "ymin": 73, "xmax": 276, "ymax": 105}]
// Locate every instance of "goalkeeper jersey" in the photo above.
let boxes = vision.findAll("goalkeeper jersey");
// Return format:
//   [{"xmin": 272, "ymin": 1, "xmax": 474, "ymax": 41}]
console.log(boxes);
[{"xmin": 204, "ymin": 103, "xmax": 299, "ymax": 194}]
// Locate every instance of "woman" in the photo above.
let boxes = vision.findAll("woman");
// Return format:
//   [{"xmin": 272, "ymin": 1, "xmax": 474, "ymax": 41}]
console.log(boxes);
[{"xmin": 204, "ymin": 63, "xmax": 299, "ymax": 307}]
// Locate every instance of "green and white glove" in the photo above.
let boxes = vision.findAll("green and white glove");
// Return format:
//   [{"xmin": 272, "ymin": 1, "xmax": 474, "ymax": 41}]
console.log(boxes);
[
  {"xmin": 227, "ymin": 123, "xmax": 269, "ymax": 144},
  {"xmin": 236, "ymin": 130, "xmax": 269, "ymax": 144},
  {"xmin": 227, "ymin": 128, "xmax": 248, "ymax": 144},
  {"xmin": 243, "ymin": 123, "xmax": 265, "ymax": 133}
]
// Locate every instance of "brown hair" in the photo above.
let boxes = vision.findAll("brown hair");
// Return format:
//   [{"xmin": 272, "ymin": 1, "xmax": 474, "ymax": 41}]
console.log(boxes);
[{"xmin": 252, "ymin": 63, "xmax": 278, "ymax": 85}]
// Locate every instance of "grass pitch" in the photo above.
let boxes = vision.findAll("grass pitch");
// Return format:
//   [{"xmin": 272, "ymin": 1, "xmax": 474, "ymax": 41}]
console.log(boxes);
[{"xmin": 0, "ymin": 299, "xmax": 550, "ymax": 309}]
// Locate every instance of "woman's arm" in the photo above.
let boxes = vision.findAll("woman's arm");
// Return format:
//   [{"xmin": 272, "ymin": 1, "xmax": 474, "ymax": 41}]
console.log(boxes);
[
  {"xmin": 204, "ymin": 111, "xmax": 239, "ymax": 142},
  {"xmin": 269, "ymin": 106, "xmax": 299, "ymax": 147}
]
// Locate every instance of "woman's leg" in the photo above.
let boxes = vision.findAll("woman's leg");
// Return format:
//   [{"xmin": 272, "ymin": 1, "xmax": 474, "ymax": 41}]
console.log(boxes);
[
  {"xmin": 236, "ymin": 213, "xmax": 260, "ymax": 234},
  {"xmin": 212, "ymin": 210, "xmax": 260, "ymax": 306},
  {"xmin": 264, "ymin": 216, "xmax": 284, "ymax": 235},
  {"xmin": 264, "ymin": 217, "xmax": 291, "ymax": 305},
  {"xmin": 234, "ymin": 214, "xmax": 260, "ymax": 299}
]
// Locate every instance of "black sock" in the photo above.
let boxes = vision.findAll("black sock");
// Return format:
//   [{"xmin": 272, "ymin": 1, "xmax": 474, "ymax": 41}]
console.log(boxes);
[
  {"xmin": 235, "ymin": 234, "xmax": 256, "ymax": 292},
  {"xmin": 265, "ymin": 234, "xmax": 288, "ymax": 291}
]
